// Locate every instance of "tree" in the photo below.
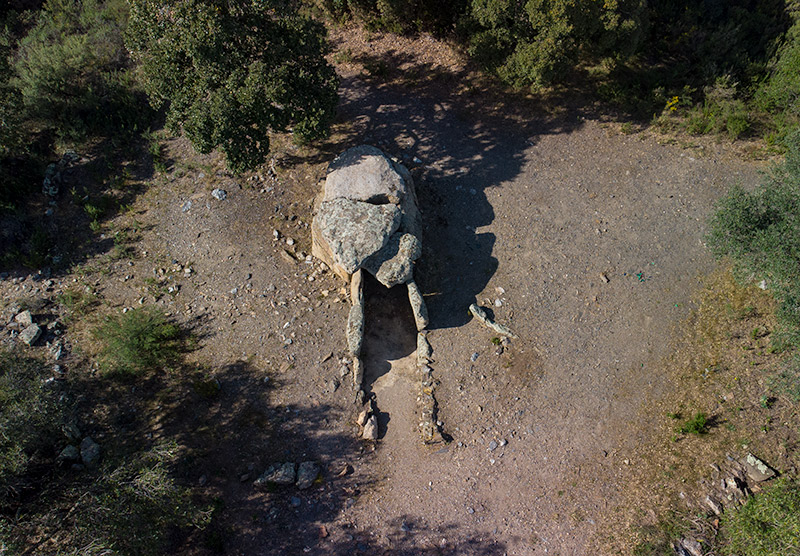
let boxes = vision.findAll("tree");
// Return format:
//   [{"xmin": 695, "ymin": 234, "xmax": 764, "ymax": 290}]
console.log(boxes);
[
  {"xmin": 125, "ymin": 0, "xmax": 339, "ymax": 173},
  {"xmin": 464, "ymin": 0, "xmax": 647, "ymax": 89}
]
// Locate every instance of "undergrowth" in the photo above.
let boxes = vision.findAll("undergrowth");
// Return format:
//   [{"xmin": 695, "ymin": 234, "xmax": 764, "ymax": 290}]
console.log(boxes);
[{"xmin": 93, "ymin": 306, "xmax": 183, "ymax": 377}]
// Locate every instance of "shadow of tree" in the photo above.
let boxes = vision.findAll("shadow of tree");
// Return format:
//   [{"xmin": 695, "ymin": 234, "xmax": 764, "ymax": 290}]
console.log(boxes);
[{"xmin": 318, "ymin": 46, "xmax": 588, "ymax": 330}]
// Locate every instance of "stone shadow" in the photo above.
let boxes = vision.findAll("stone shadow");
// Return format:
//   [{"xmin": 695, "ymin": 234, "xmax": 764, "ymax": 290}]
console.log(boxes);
[{"xmin": 332, "ymin": 48, "xmax": 588, "ymax": 330}]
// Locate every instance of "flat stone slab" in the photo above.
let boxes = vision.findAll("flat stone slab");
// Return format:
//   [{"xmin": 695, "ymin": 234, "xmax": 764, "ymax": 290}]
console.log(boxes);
[
  {"xmin": 363, "ymin": 232, "xmax": 422, "ymax": 288},
  {"xmin": 315, "ymin": 198, "xmax": 401, "ymax": 275}
]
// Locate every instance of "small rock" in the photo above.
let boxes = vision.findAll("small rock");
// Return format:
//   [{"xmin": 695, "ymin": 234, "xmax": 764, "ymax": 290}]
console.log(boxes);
[
  {"xmin": 255, "ymin": 462, "xmax": 296, "ymax": 486},
  {"xmin": 14, "ymin": 310, "xmax": 33, "ymax": 326},
  {"xmin": 62, "ymin": 423, "xmax": 82, "ymax": 442},
  {"xmin": 494, "ymin": 298, "xmax": 502, "ymax": 307},
  {"xmin": 600, "ymin": 273, "xmax": 610, "ymax": 283},
  {"xmin": 286, "ymin": 238, "xmax": 295, "ymax": 246},
  {"xmin": 676, "ymin": 538, "xmax": 703, "ymax": 556},
  {"xmin": 488, "ymin": 440, "xmax": 498, "ymax": 452},
  {"xmin": 705, "ymin": 495, "xmax": 723, "ymax": 516},
  {"xmin": 471, "ymin": 352, "xmax": 479, "ymax": 362},
  {"xmin": 181, "ymin": 200, "xmax": 192, "ymax": 212},
  {"xmin": 290, "ymin": 496, "xmax": 302, "ymax": 507},
  {"xmin": 742, "ymin": 454, "xmax": 776, "ymax": 482},
  {"xmin": 19, "ymin": 324, "xmax": 42, "ymax": 346},
  {"xmin": 362, "ymin": 415, "xmax": 378, "ymax": 441},
  {"xmin": 58, "ymin": 445, "xmax": 80, "ymax": 462},
  {"xmin": 499, "ymin": 439, "xmax": 507, "ymax": 447},
  {"xmin": 211, "ymin": 188, "xmax": 227, "ymax": 200},
  {"xmin": 80, "ymin": 437, "xmax": 101, "ymax": 468},
  {"xmin": 329, "ymin": 377, "xmax": 340, "ymax": 392},
  {"xmin": 296, "ymin": 461, "xmax": 321, "ymax": 490},
  {"xmin": 357, "ymin": 409, "xmax": 370, "ymax": 427}
]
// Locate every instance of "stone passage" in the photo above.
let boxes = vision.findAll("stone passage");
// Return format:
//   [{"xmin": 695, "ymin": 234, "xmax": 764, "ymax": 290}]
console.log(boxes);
[{"xmin": 312, "ymin": 145, "xmax": 441, "ymax": 443}]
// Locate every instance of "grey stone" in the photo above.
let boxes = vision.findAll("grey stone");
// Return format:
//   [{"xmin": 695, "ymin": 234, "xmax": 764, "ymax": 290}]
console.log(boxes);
[
  {"xmin": 255, "ymin": 462, "xmax": 296, "ymax": 486},
  {"xmin": 353, "ymin": 357, "xmax": 364, "ymax": 389},
  {"xmin": 407, "ymin": 280, "xmax": 428, "ymax": 331},
  {"xmin": 417, "ymin": 333, "xmax": 432, "ymax": 363},
  {"xmin": 62, "ymin": 423, "xmax": 82, "ymax": 442},
  {"xmin": 314, "ymin": 198, "xmax": 401, "ymax": 276},
  {"xmin": 19, "ymin": 324, "xmax": 41, "ymax": 346},
  {"xmin": 14, "ymin": 310, "xmax": 33, "ymax": 326},
  {"xmin": 357, "ymin": 408, "xmax": 370, "ymax": 427},
  {"xmin": 704, "ymin": 495, "xmax": 723, "ymax": 516},
  {"xmin": 211, "ymin": 188, "xmax": 227, "ymax": 200},
  {"xmin": 323, "ymin": 145, "xmax": 409, "ymax": 205},
  {"xmin": 80, "ymin": 437, "xmax": 101, "ymax": 468},
  {"xmin": 290, "ymin": 496, "xmax": 302, "ymax": 507},
  {"xmin": 488, "ymin": 440, "xmax": 498, "ymax": 452},
  {"xmin": 469, "ymin": 304, "xmax": 517, "ymax": 338},
  {"xmin": 362, "ymin": 232, "xmax": 421, "ymax": 288},
  {"xmin": 347, "ymin": 302, "xmax": 364, "ymax": 357},
  {"xmin": 742, "ymin": 454, "xmax": 776, "ymax": 482},
  {"xmin": 58, "ymin": 445, "xmax": 80, "ymax": 462},
  {"xmin": 676, "ymin": 538, "xmax": 703, "ymax": 556},
  {"xmin": 296, "ymin": 461, "xmax": 321, "ymax": 490},
  {"xmin": 362, "ymin": 415, "xmax": 378, "ymax": 441}
]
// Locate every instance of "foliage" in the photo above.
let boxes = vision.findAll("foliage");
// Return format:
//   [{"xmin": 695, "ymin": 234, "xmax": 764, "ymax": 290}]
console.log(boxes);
[
  {"xmin": 676, "ymin": 412, "xmax": 708, "ymax": 435},
  {"xmin": 125, "ymin": 0, "xmax": 339, "ymax": 174},
  {"xmin": 307, "ymin": 0, "xmax": 467, "ymax": 34},
  {"xmin": 755, "ymin": 18, "xmax": 800, "ymax": 142},
  {"xmin": 1, "ymin": 442, "xmax": 210, "ymax": 556},
  {"xmin": 93, "ymin": 306, "xmax": 183, "ymax": 376},
  {"xmin": 0, "ymin": 350, "xmax": 63, "ymax": 498},
  {"xmin": 707, "ymin": 132, "xmax": 800, "ymax": 350},
  {"xmin": 12, "ymin": 0, "xmax": 147, "ymax": 142},
  {"xmin": 462, "ymin": 0, "xmax": 646, "ymax": 89},
  {"xmin": 721, "ymin": 478, "xmax": 800, "ymax": 556}
]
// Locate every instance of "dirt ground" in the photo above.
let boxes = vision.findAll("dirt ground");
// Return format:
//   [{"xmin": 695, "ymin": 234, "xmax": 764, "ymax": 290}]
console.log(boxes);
[{"xmin": 2, "ymin": 29, "xmax": 778, "ymax": 555}]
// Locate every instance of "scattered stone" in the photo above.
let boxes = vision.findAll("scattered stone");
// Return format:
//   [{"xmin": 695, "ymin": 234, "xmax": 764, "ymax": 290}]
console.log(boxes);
[
  {"xmin": 339, "ymin": 364, "xmax": 350, "ymax": 378},
  {"xmin": 417, "ymin": 333, "xmax": 432, "ymax": 362},
  {"xmin": 471, "ymin": 352, "xmax": 479, "ymax": 362},
  {"xmin": 181, "ymin": 200, "xmax": 192, "ymax": 212},
  {"xmin": 704, "ymin": 495, "xmax": 723, "ymax": 516},
  {"xmin": 58, "ymin": 445, "xmax": 80, "ymax": 463},
  {"xmin": 296, "ymin": 461, "xmax": 321, "ymax": 490},
  {"xmin": 14, "ymin": 310, "xmax": 33, "ymax": 326},
  {"xmin": 362, "ymin": 415, "xmax": 378, "ymax": 441},
  {"xmin": 62, "ymin": 423, "xmax": 82, "ymax": 442},
  {"xmin": 290, "ymin": 496, "xmax": 301, "ymax": 507},
  {"xmin": 255, "ymin": 462, "xmax": 297, "ymax": 486},
  {"xmin": 19, "ymin": 324, "xmax": 42, "ymax": 346},
  {"xmin": 211, "ymin": 188, "xmax": 227, "ymax": 200},
  {"xmin": 742, "ymin": 454, "xmax": 776, "ymax": 483},
  {"xmin": 600, "ymin": 272, "xmax": 610, "ymax": 283},
  {"xmin": 675, "ymin": 538, "xmax": 703, "ymax": 556},
  {"xmin": 488, "ymin": 440, "xmax": 498, "ymax": 452},
  {"xmin": 355, "ymin": 389, "xmax": 366, "ymax": 405},
  {"xmin": 328, "ymin": 377, "xmax": 340, "ymax": 392},
  {"xmin": 469, "ymin": 303, "xmax": 518, "ymax": 338},
  {"xmin": 80, "ymin": 437, "xmax": 101, "ymax": 468},
  {"xmin": 499, "ymin": 439, "xmax": 507, "ymax": 447},
  {"xmin": 353, "ymin": 357, "xmax": 364, "ymax": 389},
  {"xmin": 336, "ymin": 463, "xmax": 352, "ymax": 477}
]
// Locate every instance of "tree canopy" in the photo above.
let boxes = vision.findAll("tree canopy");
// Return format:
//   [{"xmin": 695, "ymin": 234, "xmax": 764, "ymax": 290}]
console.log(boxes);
[{"xmin": 125, "ymin": 0, "xmax": 340, "ymax": 173}]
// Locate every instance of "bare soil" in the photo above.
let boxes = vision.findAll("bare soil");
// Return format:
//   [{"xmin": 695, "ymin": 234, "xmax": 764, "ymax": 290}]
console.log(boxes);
[{"xmin": 5, "ymin": 27, "xmax": 796, "ymax": 556}]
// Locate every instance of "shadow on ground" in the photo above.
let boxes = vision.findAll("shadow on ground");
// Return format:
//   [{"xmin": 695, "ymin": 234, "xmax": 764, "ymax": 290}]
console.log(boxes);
[{"xmin": 326, "ymin": 47, "xmax": 590, "ymax": 330}]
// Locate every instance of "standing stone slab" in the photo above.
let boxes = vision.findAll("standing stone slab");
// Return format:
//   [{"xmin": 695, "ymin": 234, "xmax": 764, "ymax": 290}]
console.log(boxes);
[
  {"xmin": 407, "ymin": 281, "xmax": 429, "ymax": 331},
  {"xmin": 19, "ymin": 324, "xmax": 42, "ymax": 346}
]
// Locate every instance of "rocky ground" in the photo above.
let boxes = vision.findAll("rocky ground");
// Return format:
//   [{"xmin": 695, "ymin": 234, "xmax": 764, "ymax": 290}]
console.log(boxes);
[{"xmin": 2, "ymin": 27, "xmax": 796, "ymax": 556}]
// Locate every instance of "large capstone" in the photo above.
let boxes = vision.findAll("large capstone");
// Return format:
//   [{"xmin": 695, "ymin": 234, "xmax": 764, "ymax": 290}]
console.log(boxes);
[{"xmin": 312, "ymin": 146, "xmax": 422, "ymax": 283}]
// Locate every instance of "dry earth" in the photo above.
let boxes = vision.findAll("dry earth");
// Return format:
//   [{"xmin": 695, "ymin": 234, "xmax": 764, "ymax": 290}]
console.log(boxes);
[{"xmin": 1, "ymin": 28, "xmax": 777, "ymax": 555}]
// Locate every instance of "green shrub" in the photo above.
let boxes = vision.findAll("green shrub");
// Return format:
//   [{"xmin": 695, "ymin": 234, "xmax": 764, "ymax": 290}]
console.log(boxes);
[
  {"xmin": 755, "ymin": 20, "xmax": 800, "ymax": 142},
  {"xmin": 677, "ymin": 412, "xmax": 709, "ymax": 435},
  {"xmin": 93, "ymin": 307, "xmax": 183, "ymax": 376},
  {"xmin": 721, "ymin": 478, "xmax": 800, "ymax": 556},
  {"xmin": 12, "ymin": 0, "xmax": 147, "ymax": 141},
  {"xmin": 1, "ymin": 442, "xmax": 210, "ymax": 555},
  {"xmin": 125, "ymin": 0, "xmax": 339, "ymax": 174},
  {"xmin": 0, "ymin": 351, "xmax": 63, "ymax": 498},
  {"xmin": 707, "ymin": 132, "xmax": 800, "ymax": 350}
]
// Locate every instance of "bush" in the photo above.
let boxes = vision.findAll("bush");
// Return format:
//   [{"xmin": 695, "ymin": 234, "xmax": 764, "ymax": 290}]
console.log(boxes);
[
  {"xmin": 755, "ymin": 20, "xmax": 800, "ymax": 142},
  {"xmin": 125, "ymin": 0, "xmax": 339, "ymax": 174},
  {"xmin": 721, "ymin": 478, "xmax": 800, "ymax": 556},
  {"xmin": 12, "ymin": 0, "xmax": 147, "ymax": 141},
  {"xmin": 1, "ymin": 442, "xmax": 210, "ymax": 555},
  {"xmin": 93, "ymin": 306, "xmax": 183, "ymax": 376},
  {"xmin": 708, "ymin": 132, "xmax": 800, "ymax": 350},
  {"xmin": 0, "ymin": 350, "xmax": 63, "ymax": 499}
]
